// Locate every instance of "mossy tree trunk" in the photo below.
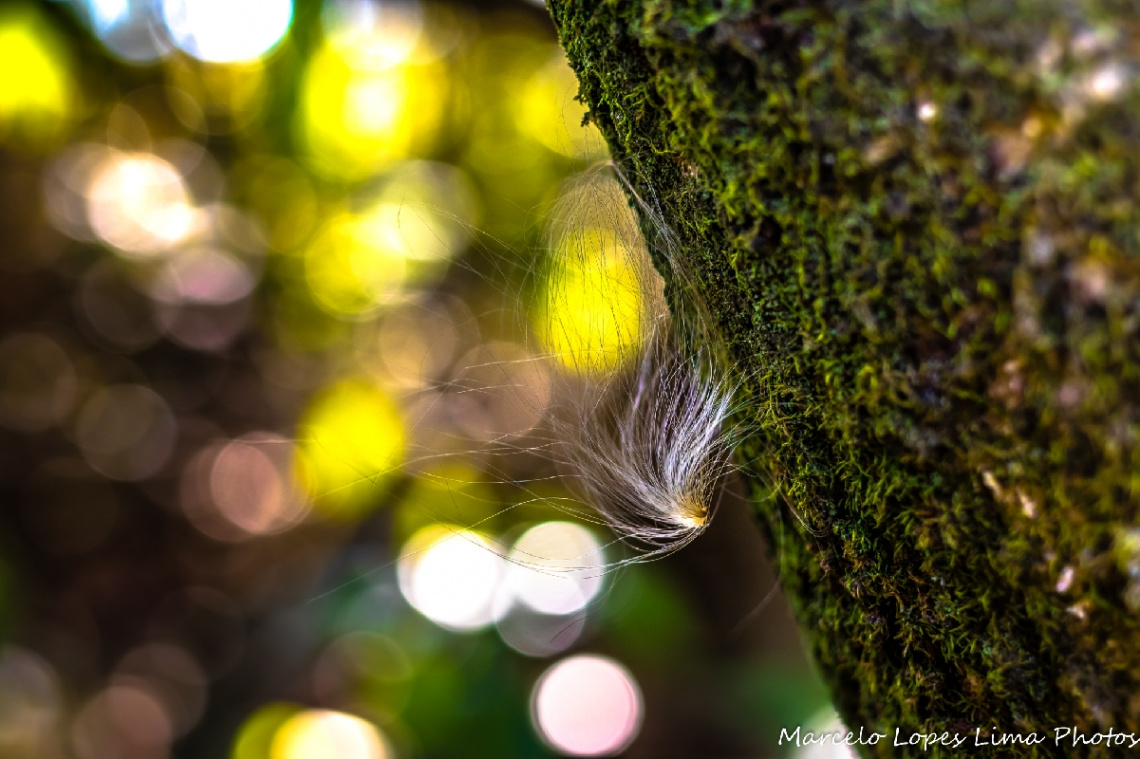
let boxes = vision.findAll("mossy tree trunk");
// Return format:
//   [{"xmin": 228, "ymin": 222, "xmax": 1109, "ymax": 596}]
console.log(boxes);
[{"xmin": 548, "ymin": 1, "xmax": 1140, "ymax": 755}]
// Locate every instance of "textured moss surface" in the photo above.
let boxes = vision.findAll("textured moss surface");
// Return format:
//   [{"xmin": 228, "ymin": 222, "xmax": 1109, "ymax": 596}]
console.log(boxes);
[{"xmin": 549, "ymin": 1, "xmax": 1140, "ymax": 755}]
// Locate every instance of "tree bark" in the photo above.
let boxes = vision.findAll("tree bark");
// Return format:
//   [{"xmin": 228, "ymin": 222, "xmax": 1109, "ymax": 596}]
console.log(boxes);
[{"xmin": 548, "ymin": 1, "xmax": 1140, "ymax": 755}]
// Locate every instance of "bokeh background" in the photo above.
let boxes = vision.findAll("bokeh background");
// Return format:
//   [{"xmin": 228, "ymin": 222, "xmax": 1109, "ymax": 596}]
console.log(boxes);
[{"xmin": 0, "ymin": 1, "xmax": 834, "ymax": 757}]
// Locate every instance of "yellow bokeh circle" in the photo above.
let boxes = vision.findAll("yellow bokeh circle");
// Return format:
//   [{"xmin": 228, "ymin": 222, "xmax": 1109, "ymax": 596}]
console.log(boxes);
[
  {"xmin": 298, "ymin": 45, "xmax": 445, "ymax": 180},
  {"xmin": 270, "ymin": 710, "xmax": 390, "ymax": 759},
  {"xmin": 0, "ymin": 5, "xmax": 75, "ymax": 151},
  {"xmin": 295, "ymin": 379, "xmax": 405, "ymax": 519},
  {"xmin": 304, "ymin": 214, "xmax": 408, "ymax": 319},
  {"xmin": 534, "ymin": 227, "xmax": 649, "ymax": 377}
]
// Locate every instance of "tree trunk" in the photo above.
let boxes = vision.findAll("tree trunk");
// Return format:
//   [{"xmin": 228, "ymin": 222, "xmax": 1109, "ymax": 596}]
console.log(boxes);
[{"xmin": 548, "ymin": 1, "xmax": 1140, "ymax": 755}]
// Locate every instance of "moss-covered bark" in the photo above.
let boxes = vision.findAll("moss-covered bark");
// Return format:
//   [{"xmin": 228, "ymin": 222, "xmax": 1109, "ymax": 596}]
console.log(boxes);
[{"xmin": 548, "ymin": 1, "xmax": 1140, "ymax": 755}]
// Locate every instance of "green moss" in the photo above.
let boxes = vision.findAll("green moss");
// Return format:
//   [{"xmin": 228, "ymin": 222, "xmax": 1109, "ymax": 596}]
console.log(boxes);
[{"xmin": 549, "ymin": 0, "xmax": 1140, "ymax": 755}]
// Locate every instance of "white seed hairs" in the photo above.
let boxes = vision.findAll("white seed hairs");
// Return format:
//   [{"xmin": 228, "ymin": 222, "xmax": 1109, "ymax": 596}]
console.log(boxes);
[
  {"xmin": 532, "ymin": 164, "xmax": 747, "ymax": 565},
  {"xmin": 320, "ymin": 162, "xmax": 749, "ymax": 576},
  {"xmin": 547, "ymin": 324, "xmax": 742, "ymax": 563},
  {"xmin": 304, "ymin": 163, "xmax": 754, "ymax": 608}
]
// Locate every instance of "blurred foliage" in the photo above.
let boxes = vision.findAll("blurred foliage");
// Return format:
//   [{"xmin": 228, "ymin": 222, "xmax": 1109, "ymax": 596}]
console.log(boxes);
[{"xmin": 0, "ymin": 0, "xmax": 828, "ymax": 757}]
